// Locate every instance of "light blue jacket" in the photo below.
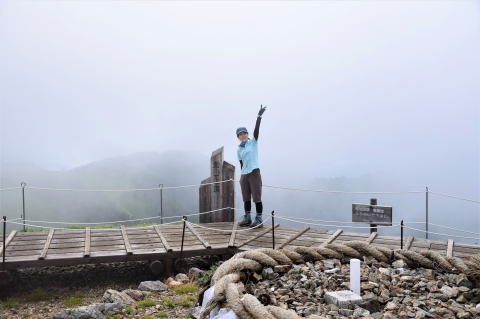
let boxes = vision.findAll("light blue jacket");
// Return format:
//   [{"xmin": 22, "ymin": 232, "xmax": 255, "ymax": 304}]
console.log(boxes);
[{"xmin": 237, "ymin": 137, "xmax": 259, "ymax": 175}]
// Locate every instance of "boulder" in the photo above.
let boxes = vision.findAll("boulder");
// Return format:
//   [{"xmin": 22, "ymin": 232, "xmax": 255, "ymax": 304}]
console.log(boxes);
[
  {"xmin": 138, "ymin": 280, "xmax": 169, "ymax": 292},
  {"xmin": 102, "ymin": 289, "xmax": 135, "ymax": 306}
]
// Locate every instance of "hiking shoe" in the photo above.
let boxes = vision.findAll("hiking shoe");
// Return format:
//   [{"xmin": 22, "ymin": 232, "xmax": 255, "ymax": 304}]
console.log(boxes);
[
  {"xmin": 239, "ymin": 215, "xmax": 252, "ymax": 227},
  {"xmin": 251, "ymin": 217, "xmax": 263, "ymax": 228}
]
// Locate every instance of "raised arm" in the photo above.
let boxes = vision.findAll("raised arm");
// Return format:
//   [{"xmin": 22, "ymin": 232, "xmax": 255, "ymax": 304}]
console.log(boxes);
[{"xmin": 253, "ymin": 104, "xmax": 267, "ymax": 140}]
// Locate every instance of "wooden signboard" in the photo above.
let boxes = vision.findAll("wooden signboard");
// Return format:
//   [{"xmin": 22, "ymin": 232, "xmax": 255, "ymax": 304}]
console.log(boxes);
[{"xmin": 352, "ymin": 203, "xmax": 392, "ymax": 226}]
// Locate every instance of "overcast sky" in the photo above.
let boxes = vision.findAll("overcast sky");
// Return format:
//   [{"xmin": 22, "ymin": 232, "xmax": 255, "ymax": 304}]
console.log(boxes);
[{"xmin": 0, "ymin": 1, "xmax": 479, "ymax": 197}]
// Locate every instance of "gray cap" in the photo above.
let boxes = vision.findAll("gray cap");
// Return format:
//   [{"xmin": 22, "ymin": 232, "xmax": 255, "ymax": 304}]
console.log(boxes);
[{"xmin": 236, "ymin": 127, "xmax": 248, "ymax": 136}]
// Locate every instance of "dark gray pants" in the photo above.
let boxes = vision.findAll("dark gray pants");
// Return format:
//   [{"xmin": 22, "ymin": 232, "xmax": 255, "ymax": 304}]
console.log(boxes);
[{"xmin": 240, "ymin": 168, "xmax": 262, "ymax": 202}]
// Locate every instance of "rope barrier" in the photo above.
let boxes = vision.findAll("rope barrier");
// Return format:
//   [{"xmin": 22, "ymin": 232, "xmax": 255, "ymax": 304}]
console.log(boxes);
[
  {"xmin": 5, "ymin": 219, "xmax": 183, "ymax": 231},
  {"xmin": 404, "ymin": 221, "xmax": 480, "ymax": 236},
  {"xmin": 23, "ymin": 179, "xmax": 234, "ymax": 192},
  {"xmin": 186, "ymin": 219, "xmax": 270, "ymax": 233},
  {"xmin": 257, "ymin": 183, "xmax": 424, "ymax": 195},
  {"xmin": 19, "ymin": 207, "xmax": 236, "ymax": 225},
  {"xmin": 429, "ymin": 191, "xmax": 480, "ymax": 204},
  {"xmin": 274, "ymin": 215, "xmax": 400, "ymax": 229},
  {"xmin": 0, "ymin": 186, "xmax": 22, "ymax": 191},
  {"xmin": 404, "ymin": 226, "xmax": 480, "ymax": 241}
]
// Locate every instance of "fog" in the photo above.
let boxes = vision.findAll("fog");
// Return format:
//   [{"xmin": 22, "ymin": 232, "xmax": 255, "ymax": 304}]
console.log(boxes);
[{"xmin": 0, "ymin": 1, "xmax": 479, "ymax": 242}]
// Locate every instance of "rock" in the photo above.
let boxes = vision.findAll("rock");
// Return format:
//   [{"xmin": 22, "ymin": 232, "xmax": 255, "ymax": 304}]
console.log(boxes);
[
  {"xmin": 189, "ymin": 306, "xmax": 202, "ymax": 319},
  {"xmin": 353, "ymin": 307, "xmax": 370, "ymax": 316},
  {"xmin": 97, "ymin": 303, "xmax": 124, "ymax": 313},
  {"xmin": 167, "ymin": 280, "xmax": 182, "ymax": 288},
  {"xmin": 440, "ymin": 285, "xmax": 458, "ymax": 298},
  {"xmin": 324, "ymin": 268, "xmax": 340, "ymax": 274},
  {"xmin": 274, "ymin": 265, "xmax": 290, "ymax": 273},
  {"xmin": 262, "ymin": 267, "xmax": 275, "ymax": 279},
  {"xmin": 324, "ymin": 290, "xmax": 362, "ymax": 309},
  {"xmin": 358, "ymin": 299, "xmax": 382, "ymax": 313},
  {"xmin": 392, "ymin": 260, "xmax": 407, "ymax": 268},
  {"xmin": 476, "ymin": 303, "xmax": 480, "ymax": 311},
  {"xmin": 339, "ymin": 308, "xmax": 354, "ymax": 316},
  {"xmin": 122, "ymin": 289, "xmax": 149, "ymax": 301},
  {"xmin": 53, "ymin": 303, "xmax": 111, "ymax": 319},
  {"xmin": 138, "ymin": 280, "xmax": 169, "ymax": 292},
  {"xmin": 384, "ymin": 302, "xmax": 398, "ymax": 311},
  {"xmin": 175, "ymin": 273, "xmax": 189, "ymax": 283},
  {"xmin": 102, "ymin": 289, "xmax": 135, "ymax": 306},
  {"xmin": 323, "ymin": 259, "xmax": 339, "ymax": 269}
]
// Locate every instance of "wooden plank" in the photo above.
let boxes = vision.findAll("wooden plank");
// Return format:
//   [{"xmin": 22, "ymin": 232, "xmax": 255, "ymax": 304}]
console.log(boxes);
[
  {"xmin": 186, "ymin": 223, "xmax": 211, "ymax": 249},
  {"xmin": 154, "ymin": 225, "xmax": 173, "ymax": 252},
  {"xmin": 405, "ymin": 236, "xmax": 414, "ymax": 250},
  {"xmin": 0, "ymin": 230, "xmax": 17, "ymax": 257},
  {"xmin": 447, "ymin": 239, "xmax": 454, "ymax": 257},
  {"xmin": 366, "ymin": 232, "xmax": 377, "ymax": 244},
  {"xmin": 278, "ymin": 227, "xmax": 310, "ymax": 249},
  {"xmin": 120, "ymin": 226, "xmax": 133, "ymax": 255},
  {"xmin": 237, "ymin": 224, "xmax": 280, "ymax": 248},
  {"xmin": 84, "ymin": 227, "xmax": 91, "ymax": 257},
  {"xmin": 228, "ymin": 221, "xmax": 238, "ymax": 248},
  {"xmin": 321, "ymin": 229, "xmax": 343, "ymax": 246},
  {"xmin": 38, "ymin": 229, "xmax": 55, "ymax": 260}
]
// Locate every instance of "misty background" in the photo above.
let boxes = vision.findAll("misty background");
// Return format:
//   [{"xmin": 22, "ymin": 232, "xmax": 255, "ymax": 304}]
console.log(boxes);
[{"xmin": 0, "ymin": 1, "xmax": 479, "ymax": 242}]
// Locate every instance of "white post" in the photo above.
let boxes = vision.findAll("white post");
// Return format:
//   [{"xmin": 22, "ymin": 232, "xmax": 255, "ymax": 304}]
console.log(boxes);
[{"xmin": 350, "ymin": 258, "xmax": 361, "ymax": 295}]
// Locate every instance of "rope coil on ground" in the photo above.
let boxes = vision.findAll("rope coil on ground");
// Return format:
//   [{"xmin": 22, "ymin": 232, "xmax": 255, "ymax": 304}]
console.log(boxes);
[{"xmin": 199, "ymin": 245, "xmax": 480, "ymax": 319}]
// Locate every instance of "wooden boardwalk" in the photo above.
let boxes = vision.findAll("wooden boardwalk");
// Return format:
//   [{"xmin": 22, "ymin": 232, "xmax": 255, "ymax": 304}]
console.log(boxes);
[{"xmin": 1, "ymin": 222, "xmax": 479, "ymax": 270}]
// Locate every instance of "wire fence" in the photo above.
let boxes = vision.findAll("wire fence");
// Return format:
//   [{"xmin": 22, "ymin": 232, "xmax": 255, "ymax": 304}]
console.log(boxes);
[{"xmin": 1, "ymin": 179, "xmax": 479, "ymax": 242}]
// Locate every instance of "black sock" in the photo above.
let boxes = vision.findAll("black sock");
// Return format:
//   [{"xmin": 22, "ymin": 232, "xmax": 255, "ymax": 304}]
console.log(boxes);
[
  {"xmin": 255, "ymin": 201, "xmax": 263, "ymax": 216},
  {"xmin": 244, "ymin": 201, "xmax": 251, "ymax": 215}
]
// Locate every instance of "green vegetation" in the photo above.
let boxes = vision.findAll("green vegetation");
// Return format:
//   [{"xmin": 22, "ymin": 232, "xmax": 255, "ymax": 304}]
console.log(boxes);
[
  {"xmin": 196, "ymin": 263, "xmax": 219, "ymax": 287},
  {"xmin": 178, "ymin": 295, "xmax": 195, "ymax": 307},
  {"xmin": 136, "ymin": 298, "xmax": 157, "ymax": 308},
  {"xmin": 25, "ymin": 288, "xmax": 50, "ymax": 302},
  {"xmin": 156, "ymin": 312, "xmax": 168, "ymax": 317},
  {"xmin": 173, "ymin": 283, "xmax": 198, "ymax": 294},
  {"xmin": 163, "ymin": 297, "xmax": 176, "ymax": 308},
  {"xmin": 1, "ymin": 298, "xmax": 20, "ymax": 309},
  {"xmin": 63, "ymin": 294, "xmax": 84, "ymax": 308},
  {"xmin": 141, "ymin": 316, "xmax": 155, "ymax": 319},
  {"xmin": 124, "ymin": 306, "xmax": 135, "ymax": 314},
  {"xmin": 20, "ymin": 313, "xmax": 31, "ymax": 318}
]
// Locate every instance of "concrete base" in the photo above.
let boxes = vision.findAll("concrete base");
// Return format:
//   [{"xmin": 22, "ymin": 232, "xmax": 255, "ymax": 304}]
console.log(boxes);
[{"xmin": 325, "ymin": 290, "xmax": 363, "ymax": 309}]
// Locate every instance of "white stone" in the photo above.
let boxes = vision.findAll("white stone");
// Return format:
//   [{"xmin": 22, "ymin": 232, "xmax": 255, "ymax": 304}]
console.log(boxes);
[
  {"xmin": 324, "ymin": 290, "xmax": 363, "ymax": 309},
  {"xmin": 350, "ymin": 259, "xmax": 361, "ymax": 296}
]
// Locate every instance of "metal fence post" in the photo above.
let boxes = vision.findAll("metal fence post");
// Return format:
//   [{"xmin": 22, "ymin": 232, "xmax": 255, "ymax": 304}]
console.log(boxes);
[
  {"xmin": 271, "ymin": 211, "xmax": 275, "ymax": 249},
  {"xmin": 21, "ymin": 182, "xmax": 26, "ymax": 232},
  {"xmin": 3, "ymin": 216, "xmax": 6, "ymax": 267},
  {"xmin": 159, "ymin": 184, "xmax": 164, "ymax": 224},
  {"xmin": 400, "ymin": 220, "xmax": 404, "ymax": 249},
  {"xmin": 181, "ymin": 216, "xmax": 187, "ymax": 254},
  {"xmin": 425, "ymin": 186, "xmax": 429, "ymax": 239}
]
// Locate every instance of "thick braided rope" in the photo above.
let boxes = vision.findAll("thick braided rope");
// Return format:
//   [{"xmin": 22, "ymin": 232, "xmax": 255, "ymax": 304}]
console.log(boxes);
[{"xmin": 203, "ymin": 245, "xmax": 479, "ymax": 319}]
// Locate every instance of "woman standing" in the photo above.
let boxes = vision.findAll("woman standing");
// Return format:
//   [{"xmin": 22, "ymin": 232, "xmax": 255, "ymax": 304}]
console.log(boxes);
[{"xmin": 236, "ymin": 105, "xmax": 267, "ymax": 228}]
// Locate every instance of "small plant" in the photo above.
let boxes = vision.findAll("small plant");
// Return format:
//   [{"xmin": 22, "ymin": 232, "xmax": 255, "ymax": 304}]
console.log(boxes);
[
  {"xmin": 156, "ymin": 312, "xmax": 168, "ymax": 318},
  {"xmin": 64, "ymin": 296, "xmax": 84, "ymax": 308},
  {"xmin": 25, "ymin": 288, "xmax": 50, "ymax": 302},
  {"xmin": 137, "ymin": 298, "xmax": 157, "ymax": 308},
  {"xmin": 1, "ymin": 298, "xmax": 20, "ymax": 309},
  {"xmin": 141, "ymin": 316, "xmax": 155, "ymax": 319},
  {"xmin": 173, "ymin": 283, "xmax": 198, "ymax": 294},
  {"xmin": 124, "ymin": 306, "xmax": 135, "ymax": 314},
  {"xmin": 163, "ymin": 297, "xmax": 176, "ymax": 308},
  {"xmin": 20, "ymin": 313, "xmax": 31, "ymax": 318},
  {"xmin": 178, "ymin": 297, "xmax": 193, "ymax": 307},
  {"xmin": 196, "ymin": 263, "xmax": 219, "ymax": 287}
]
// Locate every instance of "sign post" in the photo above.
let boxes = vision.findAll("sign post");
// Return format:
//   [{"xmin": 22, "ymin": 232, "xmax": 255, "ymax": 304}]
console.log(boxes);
[{"xmin": 352, "ymin": 198, "xmax": 392, "ymax": 233}]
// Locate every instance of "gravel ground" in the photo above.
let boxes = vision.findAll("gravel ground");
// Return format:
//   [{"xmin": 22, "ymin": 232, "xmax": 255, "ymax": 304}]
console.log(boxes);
[{"xmin": 0, "ymin": 256, "xmax": 221, "ymax": 319}]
